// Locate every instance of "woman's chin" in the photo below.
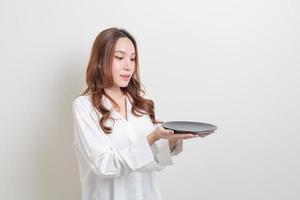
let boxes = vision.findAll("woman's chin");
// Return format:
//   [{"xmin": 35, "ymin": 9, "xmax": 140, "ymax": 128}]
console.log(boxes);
[
  {"xmin": 118, "ymin": 80, "xmax": 131, "ymax": 87},
  {"xmin": 119, "ymin": 83, "xmax": 129, "ymax": 88}
]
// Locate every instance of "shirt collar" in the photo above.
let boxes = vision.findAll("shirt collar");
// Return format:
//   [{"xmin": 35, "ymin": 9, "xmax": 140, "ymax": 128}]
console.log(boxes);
[{"xmin": 101, "ymin": 93, "xmax": 132, "ymax": 112}]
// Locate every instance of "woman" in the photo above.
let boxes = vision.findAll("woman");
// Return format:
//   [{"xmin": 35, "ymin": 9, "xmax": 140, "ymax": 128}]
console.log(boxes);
[{"xmin": 72, "ymin": 27, "xmax": 208, "ymax": 200}]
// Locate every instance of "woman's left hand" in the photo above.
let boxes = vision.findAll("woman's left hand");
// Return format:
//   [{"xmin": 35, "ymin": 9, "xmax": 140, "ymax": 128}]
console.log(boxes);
[{"xmin": 172, "ymin": 132, "xmax": 212, "ymax": 140}]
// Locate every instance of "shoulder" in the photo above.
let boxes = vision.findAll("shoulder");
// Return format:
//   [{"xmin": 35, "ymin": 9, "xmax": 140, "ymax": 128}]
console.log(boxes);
[
  {"xmin": 72, "ymin": 95, "xmax": 94, "ymax": 115},
  {"xmin": 72, "ymin": 94, "xmax": 92, "ymax": 107},
  {"xmin": 73, "ymin": 94, "xmax": 91, "ymax": 103}
]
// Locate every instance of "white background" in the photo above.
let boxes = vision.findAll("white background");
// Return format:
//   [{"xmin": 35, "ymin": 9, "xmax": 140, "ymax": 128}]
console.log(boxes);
[{"xmin": 1, "ymin": 0, "xmax": 299, "ymax": 199}]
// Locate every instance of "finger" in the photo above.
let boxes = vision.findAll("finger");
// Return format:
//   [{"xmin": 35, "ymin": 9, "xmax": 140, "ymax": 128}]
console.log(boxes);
[
  {"xmin": 166, "ymin": 134, "xmax": 183, "ymax": 140},
  {"xmin": 162, "ymin": 128, "xmax": 173, "ymax": 133},
  {"xmin": 161, "ymin": 130, "xmax": 174, "ymax": 137},
  {"xmin": 184, "ymin": 135, "xmax": 198, "ymax": 140},
  {"xmin": 161, "ymin": 132, "xmax": 172, "ymax": 137},
  {"xmin": 184, "ymin": 135, "xmax": 197, "ymax": 139},
  {"xmin": 178, "ymin": 134, "xmax": 195, "ymax": 139}
]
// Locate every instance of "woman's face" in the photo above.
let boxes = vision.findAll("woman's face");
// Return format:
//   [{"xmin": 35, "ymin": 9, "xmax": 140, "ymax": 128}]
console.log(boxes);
[{"xmin": 111, "ymin": 37, "xmax": 136, "ymax": 88}]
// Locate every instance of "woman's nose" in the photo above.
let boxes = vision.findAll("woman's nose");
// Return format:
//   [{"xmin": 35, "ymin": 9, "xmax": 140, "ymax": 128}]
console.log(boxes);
[{"xmin": 124, "ymin": 59, "xmax": 132, "ymax": 70}]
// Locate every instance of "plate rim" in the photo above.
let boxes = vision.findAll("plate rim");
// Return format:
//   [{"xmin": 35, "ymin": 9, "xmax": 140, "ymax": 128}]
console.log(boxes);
[{"xmin": 161, "ymin": 120, "xmax": 217, "ymax": 133}]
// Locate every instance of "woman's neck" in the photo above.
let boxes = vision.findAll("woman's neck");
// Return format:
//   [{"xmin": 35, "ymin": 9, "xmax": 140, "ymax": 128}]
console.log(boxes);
[{"xmin": 104, "ymin": 86, "xmax": 125, "ymax": 99}]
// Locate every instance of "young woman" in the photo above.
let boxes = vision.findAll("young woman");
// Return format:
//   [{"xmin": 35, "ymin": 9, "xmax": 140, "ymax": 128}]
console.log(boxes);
[{"xmin": 72, "ymin": 27, "xmax": 208, "ymax": 200}]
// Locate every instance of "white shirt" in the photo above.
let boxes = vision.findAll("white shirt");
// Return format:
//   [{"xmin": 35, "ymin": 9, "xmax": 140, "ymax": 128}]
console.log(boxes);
[{"xmin": 72, "ymin": 94, "xmax": 183, "ymax": 200}]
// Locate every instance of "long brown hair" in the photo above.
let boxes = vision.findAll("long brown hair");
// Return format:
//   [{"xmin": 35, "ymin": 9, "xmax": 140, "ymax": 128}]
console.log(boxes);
[{"xmin": 80, "ymin": 27, "xmax": 162, "ymax": 134}]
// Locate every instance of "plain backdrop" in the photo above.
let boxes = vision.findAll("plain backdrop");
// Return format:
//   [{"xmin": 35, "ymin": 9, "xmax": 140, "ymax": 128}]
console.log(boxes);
[{"xmin": 0, "ymin": 0, "xmax": 299, "ymax": 199}]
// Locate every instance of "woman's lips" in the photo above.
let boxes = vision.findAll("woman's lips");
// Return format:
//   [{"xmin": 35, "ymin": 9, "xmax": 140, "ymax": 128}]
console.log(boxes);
[{"xmin": 120, "ymin": 75, "xmax": 131, "ymax": 80}]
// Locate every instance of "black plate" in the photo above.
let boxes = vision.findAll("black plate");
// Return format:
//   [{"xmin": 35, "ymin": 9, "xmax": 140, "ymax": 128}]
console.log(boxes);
[{"xmin": 161, "ymin": 121, "xmax": 217, "ymax": 134}]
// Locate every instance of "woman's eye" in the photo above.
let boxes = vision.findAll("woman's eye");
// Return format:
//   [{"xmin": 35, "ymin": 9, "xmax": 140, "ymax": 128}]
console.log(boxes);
[
  {"xmin": 115, "ymin": 56, "xmax": 123, "ymax": 60},
  {"xmin": 115, "ymin": 56, "xmax": 135, "ymax": 61}
]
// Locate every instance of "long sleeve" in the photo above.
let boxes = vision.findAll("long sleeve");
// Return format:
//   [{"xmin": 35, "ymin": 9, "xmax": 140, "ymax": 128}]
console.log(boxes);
[{"xmin": 72, "ymin": 98, "xmax": 165, "ymax": 179}]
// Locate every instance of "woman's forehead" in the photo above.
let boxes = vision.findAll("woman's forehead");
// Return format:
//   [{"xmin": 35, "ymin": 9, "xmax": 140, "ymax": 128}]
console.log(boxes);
[{"xmin": 114, "ymin": 38, "xmax": 135, "ymax": 55}]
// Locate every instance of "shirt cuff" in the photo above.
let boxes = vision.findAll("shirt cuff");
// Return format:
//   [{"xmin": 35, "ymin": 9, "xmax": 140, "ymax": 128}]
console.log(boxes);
[
  {"xmin": 171, "ymin": 139, "xmax": 183, "ymax": 156},
  {"xmin": 150, "ymin": 139, "xmax": 174, "ymax": 166}
]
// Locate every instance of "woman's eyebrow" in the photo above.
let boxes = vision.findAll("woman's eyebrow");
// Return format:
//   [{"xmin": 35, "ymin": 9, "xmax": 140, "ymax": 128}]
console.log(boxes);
[{"xmin": 114, "ymin": 50, "xmax": 136, "ymax": 55}]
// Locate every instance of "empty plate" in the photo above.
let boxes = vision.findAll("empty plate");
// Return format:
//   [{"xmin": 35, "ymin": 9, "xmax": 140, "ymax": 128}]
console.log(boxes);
[{"xmin": 162, "ymin": 121, "xmax": 217, "ymax": 134}]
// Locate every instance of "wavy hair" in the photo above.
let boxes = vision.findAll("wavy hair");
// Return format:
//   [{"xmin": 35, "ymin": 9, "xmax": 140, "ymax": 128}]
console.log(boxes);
[{"xmin": 80, "ymin": 27, "xmax": 162, "ymax": 134}]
